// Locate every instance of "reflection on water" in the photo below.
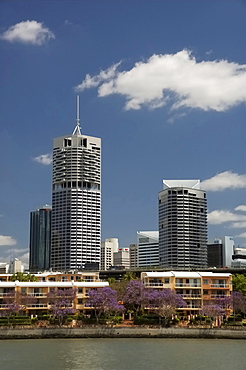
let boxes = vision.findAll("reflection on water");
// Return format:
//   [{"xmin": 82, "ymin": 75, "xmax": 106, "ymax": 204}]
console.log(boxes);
[{"xmin": 0, "ymin": 338, "xmax": 245, "ymax": 370}]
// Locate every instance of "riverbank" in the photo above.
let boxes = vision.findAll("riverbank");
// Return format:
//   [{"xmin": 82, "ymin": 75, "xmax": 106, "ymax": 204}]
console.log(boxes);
[{"xmin": 0, "ymin": 326, "xmax": 246, "ymax": 339}]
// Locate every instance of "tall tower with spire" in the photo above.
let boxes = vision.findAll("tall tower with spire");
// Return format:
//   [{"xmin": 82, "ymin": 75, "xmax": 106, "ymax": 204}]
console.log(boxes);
[{"xmin": 51, "ymin": 97, "xmax": 101, "ymax": 271}]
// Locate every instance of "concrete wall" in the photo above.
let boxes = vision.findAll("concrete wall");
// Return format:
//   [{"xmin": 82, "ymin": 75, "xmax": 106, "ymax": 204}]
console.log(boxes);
[{"xmin": 0, "ymin": 327, "xmax": 246, "ymax": 339}]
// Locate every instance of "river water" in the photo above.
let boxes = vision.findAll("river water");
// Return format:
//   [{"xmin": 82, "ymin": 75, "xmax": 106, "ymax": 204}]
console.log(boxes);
[{"xmin": 0, "ymin": 338, "xmax": 244, "ymax": 370}]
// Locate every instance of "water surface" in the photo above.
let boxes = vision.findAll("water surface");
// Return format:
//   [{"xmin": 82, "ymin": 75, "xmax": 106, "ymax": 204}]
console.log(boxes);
[{"xmin": 0, "ymin": 338, "xmax": 244, "ymax": 370}]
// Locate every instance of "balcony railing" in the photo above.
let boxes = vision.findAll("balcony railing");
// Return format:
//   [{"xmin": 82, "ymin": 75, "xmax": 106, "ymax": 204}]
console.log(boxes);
[
  {"xmin": 184, "ymin": 305, "xmax": 201, "ymax": 309},
  {"xmin": 175, "ymin": 283, "xmax": 201, "ymax": 288},
  {"xmin": 144, "ymin": 283, "xmax": 168, "ymax": 287},
  {"xmin": 181, "ymin": 294, "xmax": 201, "ymax": 299},
  {"xmin": 211, "ymin": 294, "xmax": 228, "ymax": 299},
  {"xmin": 210, "ymin": 284, "xmax": 230, "ymax": 288},
  {"xmin": 27, "ymin": 304, "xmax": 48, "ymax": 308}
]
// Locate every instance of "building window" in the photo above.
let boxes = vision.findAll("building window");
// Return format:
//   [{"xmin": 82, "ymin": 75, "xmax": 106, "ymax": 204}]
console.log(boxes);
[
  {"xmin": 203, "ymin": 279, "xmax": 208, "ymax": 285},
  {"xmin": 164, "ymin": 278, "xmax": 170, "ymax": 284}
]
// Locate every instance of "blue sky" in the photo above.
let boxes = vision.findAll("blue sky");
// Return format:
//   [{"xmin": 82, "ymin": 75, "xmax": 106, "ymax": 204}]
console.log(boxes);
[{"xmin": 0, "ymin": 1, "xmax": 246, "ymax": 267}]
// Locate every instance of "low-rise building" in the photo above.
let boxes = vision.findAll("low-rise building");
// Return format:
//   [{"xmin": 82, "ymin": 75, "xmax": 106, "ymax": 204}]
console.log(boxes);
[
  {"xmin": 141, "ymin": 271, "xmax": 232, "ymax": 316},
  {"xmin": 0, "ymin": 272, "xmax": 108, "ymax": 316}
]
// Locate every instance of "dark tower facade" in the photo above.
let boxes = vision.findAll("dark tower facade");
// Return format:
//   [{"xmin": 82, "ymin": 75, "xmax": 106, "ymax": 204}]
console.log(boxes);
[{"xmin": 29, "ymin": 205, "xmax": 51, "ymax": 272}]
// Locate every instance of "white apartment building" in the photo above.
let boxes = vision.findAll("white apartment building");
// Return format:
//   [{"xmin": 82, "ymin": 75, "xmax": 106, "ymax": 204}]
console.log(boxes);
[
  {"xmin": 137, "ymin": 231, "xmax": 159, "ymax": 268},
  {"xmin": 100, "ymin": 238, "xmax": 119, "ymax": 270},
  {"xmin": 51, "ymin": 99, "xmax": 101, "ymax": 271},
  {"xmin": 159, "ymin": 180, "xmax": 207, "ymax": 269}
]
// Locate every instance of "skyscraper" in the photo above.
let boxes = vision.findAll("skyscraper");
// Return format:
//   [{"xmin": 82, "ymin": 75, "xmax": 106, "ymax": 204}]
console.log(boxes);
[
  {"xmin": 29, "ymin": 205, "xmax": 52, "ymax": 272},
  {"xmin": 158, "ymin": 180, "xmax": 207, "ymax": 269},
  {"xmin": 137, "ymin": 231, "xmax": 159, "ymax": 268},
  {"xmin": 51, "ymin": 98, "xmax": 101, "ymax": 271}
]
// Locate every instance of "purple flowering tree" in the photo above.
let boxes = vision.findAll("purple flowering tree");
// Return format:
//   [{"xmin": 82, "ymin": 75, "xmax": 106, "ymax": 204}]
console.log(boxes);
[
  {"xmin": 216, "ymin": 291, "xmax": 246, "ymax": 318},
  {"xmin": 2, "ymin": 291, "xmax": 37, "ymax": 326},
  {"xmin": 123, "ymin": 280, "xmax": 150, "ymax": 315},
  {"xmin": 47, "ymin": 288, "xmax": 77, "ymax": 326},
  {"xmin": 230, "ymin": 291, "xmax": 246, "ymax": 315},
  {"xmin": 200, "ymin": 304, "xmax": 224, "ymax": 326},
  {"xmin": 86, "ymin": 287, "xmax": 124, "ymax": 324},
  {"xmin": 148, "ymin": 289, "xmax": 187, "ymax": 326}
]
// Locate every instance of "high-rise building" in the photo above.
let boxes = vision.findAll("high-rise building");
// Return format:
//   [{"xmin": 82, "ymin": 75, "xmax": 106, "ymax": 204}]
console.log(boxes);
[
  {"xmin": 207, "ymin": 236, "xmax": 234, "ymax": 268},
  {"xmin": 158, "ymin": 180, "xmax": 207, "ymax": 269},
  {"xmin": 129, "ymin": 244, "xmax": 138, "ymax": 269},
  {"xmin": 29, "ymin": 205, "xmax": 52, "ymax": 272},
  {"xmin": 100, "ymin": 238, "xmax": 119, "ymax": 270},
  {"xmin": 137, "ymin": 231, "xmax": 159, "ymax": 268},
  {"xmin": 51, "ymin": 98, "xmax": 101, "ymax": 271}
]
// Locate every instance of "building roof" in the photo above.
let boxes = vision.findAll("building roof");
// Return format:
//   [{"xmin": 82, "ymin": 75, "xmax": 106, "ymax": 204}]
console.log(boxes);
[
  {"xmin": 0, "ymin": 281, "xmax": 108, "ymax": 288},
  {"xmin": 163, "ymin": 179, "xmax": 200, "ymax": 190}
]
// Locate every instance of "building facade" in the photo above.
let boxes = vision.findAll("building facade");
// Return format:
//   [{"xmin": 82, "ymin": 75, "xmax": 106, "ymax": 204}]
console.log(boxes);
[
  {"xmin": 100, "ymin": 238, "xmax": 119, "ymax": 270},
  {"xmin": 129, "ymin": 244, "xmax": 138, "ymax": 269},
  {"xmin": 141, "ymin": 271, "xmax": 232, "ymax": 316},
  {"xmin": 207, "ymin": 236, "xmax": 234, "ymax": 268},
  {"xmin": 0, "ymin": 271, "xmax": 108, "ymax": 316},
  {"xmin": 29, "ymin": 205, "xmax": 52, "ymax": 272},
  {"xmin": 158, "ymin": 180, "xmax": 207, "ymax": 269},
  {"xmin": 51, "ymin": 103, "xmax": 101, "ymax": 271},
  {"xmin": 113, "ymin": 248, "xmax": 130, "ymax": 269},
  {"xmin": 137, "ymin": 231, "xmax": 159, "ymax": 268}
]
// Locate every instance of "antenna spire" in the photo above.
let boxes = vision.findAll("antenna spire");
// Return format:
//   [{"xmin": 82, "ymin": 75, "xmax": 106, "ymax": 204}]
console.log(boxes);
[{"xmin": 73, "ymin": 95, "xmax": 82, "ymax": 135}]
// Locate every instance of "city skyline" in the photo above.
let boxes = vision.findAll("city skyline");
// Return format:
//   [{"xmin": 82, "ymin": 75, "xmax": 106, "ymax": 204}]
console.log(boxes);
[{"xmin": 0, "ymin": 1, "xmax": 246, "ymax": 267}]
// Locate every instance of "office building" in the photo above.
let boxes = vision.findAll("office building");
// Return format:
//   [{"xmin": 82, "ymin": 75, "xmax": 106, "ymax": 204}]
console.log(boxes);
[
  {"xmin": 232, "ymin": 247, "xmax": 246, "ymax": 267},
  {"xmin": 100, "ymin": 238, "xmax": 119, "ymax": 270},
  {"xmin": 51, "ymin": 98, "xmax": 101, "ymax": 271},
  {"xmin": 207, "ymin": 236, "xmax": 234, "ymax": 268},
  {"xmin": 29, "ymin": 205, "xmax": 52, "ymax": 272},
  {"xmin": 137, "ymin": 231, "xmax": 159, "ymax": 268},
  {"xmin": 158, "ymin": 180, "xmax": 207, "ymax": 269},
  {"xmin": 113, "ymin": 248, "xmax": 130, "ymax": 269},
  {"xmin": 129, "ymin": 244, "xmax": 138, "ymax": 269}
]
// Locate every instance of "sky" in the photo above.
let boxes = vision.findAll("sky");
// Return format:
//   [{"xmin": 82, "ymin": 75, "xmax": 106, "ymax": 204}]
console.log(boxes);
[{"xmin": 0, "ymin": 0, "xmax": 246, "ymax": 268}]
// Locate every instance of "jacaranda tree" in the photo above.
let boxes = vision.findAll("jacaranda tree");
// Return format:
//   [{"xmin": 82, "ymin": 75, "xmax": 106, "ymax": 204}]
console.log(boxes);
[
  {"xmin": 86, "ymin": 287, "xmax": 124, "ymax": 324},
  {"xmin": 47, "ymin": 288, "xmax": 77, "ymax": 326},
  {"xmin": 148, "ymin": 288, "xmax": 187, "ymax": 326},
  {"xmin": 200, "ymin": 304, "xmax": 224, "ymax": 326},
  {"xmin": 123, "ymin": 280, "xmax": 150, "ymax": 315}
]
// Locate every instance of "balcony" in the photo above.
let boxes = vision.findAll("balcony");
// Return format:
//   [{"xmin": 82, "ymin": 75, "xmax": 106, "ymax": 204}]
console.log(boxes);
[
  {"xmin": 210, "ymin": 284, "xmax": 230, "ymax": 288},
  {"xmin": 181, "ymin": 294, "xmax": 201, "ymax": 299},
  {"xmin": 27, "ymin": 293, "xmax": 47, "ymax": 297},
  {"xmin": 144, "ymin": 283, "xmax": 168, "ymax": 288},
  {"xmin": 175, "ymin": 283, "xmax": 201, "ymax": 288},
  {"xmin": 27, "ymin": 304, "xmax": 48, "ymax": 308},
  {"xmin": 211, "ymin": 294, "xmax": 228, "ymax": 299},
  {"xmin": 183, "ymin": 304, "xmax": 201, "ymax": 309}
]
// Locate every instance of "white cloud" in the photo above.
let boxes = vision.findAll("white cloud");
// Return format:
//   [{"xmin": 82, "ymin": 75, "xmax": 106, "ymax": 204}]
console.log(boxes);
[
  {"xmin": 75, "ymin": 50, "xmax": 246, "ymax": 112},
  {"xmin": 33, "ymin": 153, "xmax": 52, "ymax": 165},
  {"xmin": 231, "ymin": 221, "xmax": 246, "ymax": 228},
  {"xmin": 201, "ymin": 171, "xmax": 246, "ymax": 191},
  {"xmin": 237, "ymin": 232, "xmax": 246, "ymax": 238},
  {"xmin": 0, "ymin": 235, "xmax": 17, "ymax": 246},
  {"xmin": 17, "ymin": 252, "xmax": 29, "ymax": 268},
  {"xmin": 75, "ymin": 62, "xmax": 121, "ymax": 91},
  {"xmin": 0, "ymin": 20, "xmax": 55, "ymax": 45},
  {"xmin": 235, "ymin": 205, "xmax": 246, "ymax": 212},
  {"xmin": 208, "ymin": 210, "xmax": 246, "ymax": 225}
]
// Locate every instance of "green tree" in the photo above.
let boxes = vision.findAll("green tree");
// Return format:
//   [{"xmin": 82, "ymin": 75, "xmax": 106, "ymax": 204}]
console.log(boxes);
[
  {"xmin": 232, "ymin": 274, "xmax": 246, "ymax": 297},
  {"xmin": 123, "ymin": 271, "xmax": 137, "ymax": 281},
  {"xmin": 10, "ymin": 272, "xmax": 37, "ymax": 282}
]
